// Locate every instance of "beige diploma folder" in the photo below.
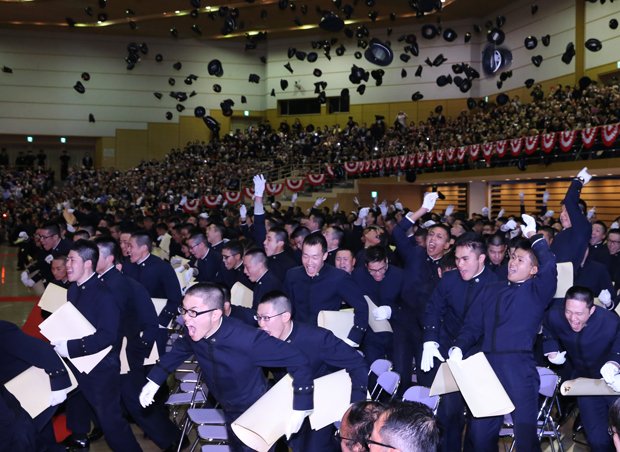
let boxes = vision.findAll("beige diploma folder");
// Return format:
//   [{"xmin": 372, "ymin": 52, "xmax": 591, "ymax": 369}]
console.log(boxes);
[
  {"xmin": 38, "ymin": 283, "xmax": 68, "ymax": 313},
  {"xmin": 554, "ymin": 262, "xmax": 573, "ymax": 298},
  {"xmin": 364, "ymin": 296, "xmax": 393, "ymax": 333},
  {"xmin": 436, "ymin": 353, "xmax": 515, "ymax": 418},
  {"xmin": 317, "ymin": 309, "xmax": 357, "ymax": 347},
  {"xmin": 39, "ymin": 302, "xmax": 112, "ymax": 374},
  {"xmin": 231, "ymin": 370, "xmax": 352, "ymax": 452},
  {"xmin": 429, "ymin": 362, "xmax": 459, "ymax": 396},
  {"xmin": 4, "ymin": 361, "xmax": 78, "ymax": 418},
  {"xmin": 120, "ymin": 336, "xmax": 160, "ymax": 374},
  {"xmin": 560, "ymin": 378, "xmax": 619, "ymax": 396},
  {"xmin": 231, "ymin": 282, "xmax": 254, "ymax": 308}
]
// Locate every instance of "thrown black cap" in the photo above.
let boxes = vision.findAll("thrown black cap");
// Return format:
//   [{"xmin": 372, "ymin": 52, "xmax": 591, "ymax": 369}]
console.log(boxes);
[
  {"xmin": 204, "ymin": 115, "xmax": 220, "ymax": 133},
  {"xmin": 284, "ymin": 62, "xmax": 293, "ymax": 74},
  {"xmin": 467, "ymin": 98, "xmax": 477, "ymax": 109},
  {"xmin": 497, "ymin": 93, "xmax": 509, "ymax": 105},
  {"xmin": 155, "ymin": 54, "xmax": 163, "ymax": 62},
  {"xmin": 208, "ymin": 59, "xmax": 223, "ymax": 77},
  {"xmin": 371, "ymin": 69, "xmax": 384, "ymax": 86},
  {"xmin": 487, "ymin": 28, "xmax": 505, "ymax": 45},
  {"xmin": 74, "ymin": 81, "xmax": 85, "ymax": 93},
  {"xmin": 2, "ymin": 66, "xmax": 13, "ymax": 73},
  {"xmin": 173, "ymin": 61, "xmax": 182, "ymax": 71},
  {"xmin": 561, "ymin": 42, "xmax": 575, "ymax": 64},
  {"xmin": 585, "ymin": 38, "xmax": 602, "ymax": 52},
  {"xmin": 166, "ymin": 112, "xmax": 173, "ymax": 120},
  {"xmin": 313, "ymin": 68, "xmax": 322, "ymax": 77},
  {"xmin": 307, "ymin": 52, "xmax": 318, "ymax": 62},
  {"xmin": 579, "ymin": 76, "xmax": 592, "ymax": 90},
  {"xmin": 364, "ymin": 39, "xmax": 393, "ymax": 66},
  {"xmin": 436, "ymin": 74, "xmax": 452, "ymax": 87},
  {"xmin": 319, "ymin": 12, "xmax": 344, "ymax": 32},
  {"xmin": 524, "ymin": 36, "xmax": 538, "ymax": 50},
  {"xmin": 336, "ymin": 45, "xmax": 346, "ymax": 56},
  {"xmin": 356, "ymin": 84, "xmax": 366, "ymax": 95},
  {"xmin": 464, "ymin": 32, "xmax": 472, "ymax": 43},
  {"xmin": 411, "ymin": 91, "xmax": 424, "ymax": 101},
  {"xmin": 452, "ymin": 63, "xmax": 464, "ymax": 74},
  {"xmin": 443, "ymin": 28, "xmax": 457, "ymax": 42},
  {"xmin": 81, "ymin": 72, "xmax": 90, "ymax": 81},
  {"xmin": 531, "ymin": 4, "xmax": 538, "ymax": 14},
  {"xmin": 194, "ymin": 106, "xmax": 206, "ymax": 117},
  {"xmin": 280, "ymin": 79, "xmax": 288, "ymax": 90},
  {"xmin": 541, "ymin": 34, "xmax": 550, "ymax": 46},
  {"xmin": 153, "ymin": 92, "xmax": 162, "ymax": 99},
  {"xmin": 213, "ymin": 84, "xmax": 221, "ymax": 93},
  {"xmin": 459, "ymin": 78, "xmax": 472, "ymax": 93},
  {"xmin": 531, "ymin": 55, "xmax": 543, "ymax": 67},
  {"xmin": 349, "ymin": 65, "xmax": 369, "ymax": 84},
  {"xmin": 249, "ymin": 74, "xmax": 260, "ymax": 83},
  {"xmin": 415, "ymin": 65, "xmax": 423, "ymax": 77},
  {"xmin": 354, "ymin": 51, "xmax": 362, "ymax": 59},
  {"xmin": 610, "ymin": 18, "xmax": 618, "ymax": 29},
  {"xmin": 401, "ymin": 68, "xmax": 407, "ymax": 78},
  {"xmin": 295, "ymin": 50, "xmax": 307, "ymax": 61},
  {"xmin": 220, "ymin": 99, "xmax": 234, "ymax": 116},
  {"xmin": 241, "ymin": 95, "xmax": 247, "ymax": 103},
  {"xmin": 422, "ymin": 24, "xmax": 438, "ymax": 39},
  {"xmin": 176, "ymin": 104, "xmax": 185, "ymax": 112},
  {"xmin": 400, "ymin": 53, "xmax": 411, "ymax": 63},
  {"xmin": 168, "ymin": 78, "xmax": 175, "ymax": 86},
  {"xmin": 88, "ymin": 113, "xmax": 95, "ymax": 122}
]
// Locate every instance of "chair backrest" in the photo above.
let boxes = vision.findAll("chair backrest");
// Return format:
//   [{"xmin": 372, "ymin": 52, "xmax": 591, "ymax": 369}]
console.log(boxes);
[
  {"xmin": 369, "ymin": 358, "xmax": 392, "ymax": 377},
  {"xmin": 402, "ymin": 385, "xmax": 440, "ymax": 411},
  {"xmin": 536, "ymin": 367, "xmax": 560, "ymax": 398},
  {"xmin": 371, "ymin": 370, "xmax": 400, "ymax": 400}
]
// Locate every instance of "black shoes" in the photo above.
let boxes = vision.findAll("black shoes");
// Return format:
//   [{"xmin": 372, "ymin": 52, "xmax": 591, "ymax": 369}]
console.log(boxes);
[{"xmin": 63, "ymin": 436, "xmax": 89, "ymax": 451}]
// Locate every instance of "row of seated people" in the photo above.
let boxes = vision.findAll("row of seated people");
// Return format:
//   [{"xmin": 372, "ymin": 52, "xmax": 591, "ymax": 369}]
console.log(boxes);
[{"xmin": 6, "ymin": 166, "xmax": 620, "ymax": 451}]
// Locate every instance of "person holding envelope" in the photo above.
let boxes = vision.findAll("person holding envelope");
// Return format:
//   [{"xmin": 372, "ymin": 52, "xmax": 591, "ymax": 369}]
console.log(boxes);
[
  {"xmin": 451, "ymin": 215, "xmax": 557, "ymax": 451},
  {"xmin": 140, "ymin": 283, "xmax": 315, "ymax": 451},
  {"xmin": 256, "ymin": 291, "xmax": 368, "ymax": 451},
  {"xmin": 543, "ymin": 285, "xmax": 620, "ymax": 452}
]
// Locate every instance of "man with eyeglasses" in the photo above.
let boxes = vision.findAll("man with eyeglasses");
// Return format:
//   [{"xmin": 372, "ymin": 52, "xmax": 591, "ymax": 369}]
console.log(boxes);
[
  {"xmin": 140, "ymin": 283, "xmax": 315, "ymax": 452},
  {"xmin": 283, "ymin": 232, "xmax": 369, "ymax": 347},
  {"xmin": 187, "ymin": 231, "xmax": 222, "ymax": 283},
  {"xmin": 256, "ymin": 291, "xmax": 368, "ymax": 451},
  {"xmin": 352, "ymin": 245, "xmax": 404, "ymax": 366},
  {"xmin": 216, "ymin": 240, "xmax": 251, "ymax": 290},
  {"xmin": 33, "ymin": 222, "xmax": 71, "ymax": 284},
  {"xmin": 338, "ymin": 401, "xmax": 385, "ymax": 452},
  {"xmin": 607, "ymin": 228, "xmax": 620, "ymax": 293},
  {"xmin": 368, "ymin": 401, "xmax": 440, "ymax": 452},
  {"xmin": 243, "ymin": 248, "xmax": 282, "ymax": 310}
]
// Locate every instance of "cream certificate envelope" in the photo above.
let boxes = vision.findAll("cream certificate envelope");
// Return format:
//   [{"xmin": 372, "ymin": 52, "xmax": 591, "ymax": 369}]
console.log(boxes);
[
  {"xmin": 365, "ymin": 296, "xmax": 393, "ymax": 333},
  {"xmin": 560, "ymin": 378, "xmax": 618, "ymax": 396},
  {"xmin": 39, "ymin": 302, "xmax": 112, "ymax": 374},
  {"xmin": 429, "ymin": 362, "xmax": 459, "ymax": 396},
  {"xmin": 38, "ymin": 283, "xmax": 68, "ymax": 313},
  {"xmin": 231, "ymin": 282, "xmax": 254, "ymax": 308},
  {"xmin": 554, "ymin": 262, "xmax": 573, "ymax": 298},
  {"xmin": 446, "ymin": 352, "xmax": 515, "ymax": 418},
  {"xmin": 4, "ymin": 361, "xmax": 78, "ymax": 418},
  {"xmin": 317, "ymin": 309, "xmax": 357, "ymax": 347},
  {"xmin": 232, "ymin": 370, "xmax": 352, "ymax": 452}
]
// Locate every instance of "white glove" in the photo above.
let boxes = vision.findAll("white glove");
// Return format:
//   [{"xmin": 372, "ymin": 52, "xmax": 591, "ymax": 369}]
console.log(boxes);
[
  {"xmin": 379, "ymin": 202, "xmax": 388, "ymax": 218},
  {"xmin": 285, "ymin": 410, "xmax": 310, "ymax": 439},
  {"xmin": 445, "ymin": 205, "xmax": 454, "ymax": 217},
  {"xmin": 372, "ymin": 306, "xmax": 392, "ymax": 321},
  {"xmin": 179, "ymin": 195, "xmax": 187, "ymax": 206},
  {"xmin": 501, "ymin": 219, "xmax": 517, "ymax": 232},
  {"xmin": 546, "ymin": 351, "xmax": 567, "ymax": 365},
  {"xmin": 449, "ymin": 347, "xmax": 463, "ymax": 362},
  {"xmin": 577, "ymin": 167, "xmax": 592, "ymax": 185},
  {"xmin": 45, "ymin": 254, "xmax": 54, "ymax": 264},
  {"xmin": 422, "ymin": 192, "xmax": 440, "ymax": 211},
  {"xmin": 353, "ymin": 196, "xmax": 360, "ymax": 206},
  {"xmin": 481, "ymin": 206, "xmax": 490, "ymax": 218},
  {"xmin": 239, "ymin": 204, "xmax": 247, "ymax": 220},
  {"xmin": 170, "ymin": 257, "xmax": 182, "ymax": 266},
  {"xmin": 544, "ymin": 210, "xmax": 554, "ymax": 218},
  {"xmin": 313, "ymin": 197, "xmax": 326, "ymax": 208},
  {"xmin": 599, "ymin": 289, "xmax": 613, "ymax": 307},
  {"xmin": 358, "ymin": 207, "xmax": 370, "ymax": 220},
  {"xmin": 174, "ymin": 265, "xmax": 185, "ymax": 274},
  {"xmin": 519, "ymin": 192, "xmax": 525, "ymax": 201},
  {"xmin": 291, "ymin": 193, "xmax": 298, "ymax": 205},
  {"xmin": 253, "ymin": 174, "xmax": 266, "ymax": 197},
  {"xmin": 520, "ymin": 214, "xmax": 537, "ymax": 237},
  {"xmin": 497, "ymin": 208, "xmax": 505, "ymax": 219},
  {"xmin": 50, "ymin": 389, "xmax": 67, "ymax": 406},
  {"xmin": 543, "ymin": 190, "xmax": 550, "ymax": 204},
  {"xmin": 52, "ymin": 340, "xmax": 69, "ymax": 358},
  {"xmin": 139, "ymin": 379, "xmax": 160, "ymax": 407},
  {"xmin": 333, "ymin": 202, "xmax": 340, "ymax": 213},
  {"xmin": 136, "ymin": 196, "xmax": 144, "ymax": 206},
  {"xmin": 610, "ymin": 374, "xmax": 620, "ymax": 392},
  {"xmin": 184, "ymin": 269, "xmax": 194, "ymax": 285},
  {"xmin": 421, "ymin": 341, "xmax": 445, "ymax": 372},
  {"xmin": 422, "ymin": 220, "xmax": 436, "ymax": 229},
  {"xmin": 20, "ymin": 271, "xmax": 35, "ymax": 288},
  {"xmin": 394, "ymin": 199, "xmax": 403, "ymax": 211},
  {"xmin": 67, "ymin": 224, "xmax": 76, "ymax": 233},
  {"xmin": 587, "ymin": 207, "xmax": 596, "ymax": 220},
  {"xmin": 612, "ymin": 221, "xmax": 620, "ymax": 230},
  {"xmin": 62, "ymin": 201, "xmax": 71, "ymax": 209},
  {"xmin": 601, "ymin": 362, "xmax": 619, "ymax": 384}
]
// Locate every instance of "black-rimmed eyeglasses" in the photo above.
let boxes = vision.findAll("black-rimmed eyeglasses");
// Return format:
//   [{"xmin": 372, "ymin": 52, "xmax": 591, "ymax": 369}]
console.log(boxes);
[
  {"xmin": 178, "ymin": 306, "xmax": 217, "ymax": 318},
  {"xmin": 253, "ymin": 312, "xmax": 286, "ymax": 322}
]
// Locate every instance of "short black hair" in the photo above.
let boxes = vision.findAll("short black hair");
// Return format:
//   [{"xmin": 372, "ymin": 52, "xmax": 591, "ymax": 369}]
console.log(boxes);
[
  {"xmin": 343, "ymin": 401, "xmax": 385, "ymax": 452},
  {"xmin": 565, "ymin": 285, "xmax": 594, "ymax": 309},
  {"xmin": 185, "ymin": 282, "xmax": 225, "ymax": 310},
  {"xmin": 379, "ymin": 401, "xmax": 440, "ymax": 452},
  {"xmin": 303, "ymin": 232, "xmax": 327, "ymax": 253},
  {"xmin": 454, "ymin": 232, "xmax": 487, "ymax": 257},
  {"xmin": 70, "ymin": 239, "xmax": 99, "ymax": 269},
  {"xmin": 365, "ymin": 245, "xmax": 388, "ymax": 264}
]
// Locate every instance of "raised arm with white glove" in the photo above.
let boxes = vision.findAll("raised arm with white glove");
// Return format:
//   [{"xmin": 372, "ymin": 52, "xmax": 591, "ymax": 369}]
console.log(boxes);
[
  {"xmin": 577, "ymin": 167, "xmax": 592, "ymax": 185},
  {"xmin": 520, "ymin": 214, "xmax": 537, "ymax": 238},
  {"xmin": 601, "ymin": 362, "xmax": 619, "ymax": 384},
  {"xmin": 422, "ymin": 192, "xmax": 440, "ymax": 212},
  {"xmin": 599, "ymin": 289, "xmax": 613, "ymax": 308},
  {"xmin": 421, "ymin": 341, "xmax": 445, "ymax": 372}
]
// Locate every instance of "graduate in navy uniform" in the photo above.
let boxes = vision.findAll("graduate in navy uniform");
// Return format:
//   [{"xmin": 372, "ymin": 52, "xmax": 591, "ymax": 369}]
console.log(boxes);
[
  {"xmin": 242, "ymin": 248, "xmax": 282, "ymax": 309},
  {"xmin": 256, "ymin": 292, "xmax": 368, "ymax": 451},
  {"xmin": 187, "ymin": 231, "xmax": 222, "ymax": 283},
  {"xmin": 94, "ymin": 237, "xmax": 181, "ymax": 451},
  {"xmin": 32, "ymin": 222, "xmax": 72, "ymax": 285},
  {"xmin": 215, "ymin": 240, "xmax": 251, "ymax": 290},
  {"xmin": 283, "ymin": 232, "xmax": 368, "ymax": 346},
  {"xmin": 0, "ymin": 320, "xmax": 72, "ymax": 452},
  {"xmin": 543, "ymin": 285, "xmax": 620, "ymax": 452},
  {"xmin": 125, "ymin": 230, "xmax": 183, "ymax": 353},
  {"xmin": 352, "ymin": 245, "xmax": 404, "ymax": 365},
  {"xmin": 391, "ymin": 192, "xmax": 451, "ymax": 386},
  {"xmin": 486, "ymin": 232, "xmax": 509, "ymax": 280},
  {"xmin": 420, "ymin": 232, "xmax": 498, "ymax": 452},
  {"xmin": 140, "ymin": 283, "xmax": 314, "ymax": 452},
  {"xmin": 51, "ymin": 240, "xmax": 141, "ymax": 452},
  {"xmin": 451, "ymin": 215, "xmax": 557, "ymax": 452},
  {"xmin": 550, "ymin": 167, "xmax": 592, "ymax": 272}
]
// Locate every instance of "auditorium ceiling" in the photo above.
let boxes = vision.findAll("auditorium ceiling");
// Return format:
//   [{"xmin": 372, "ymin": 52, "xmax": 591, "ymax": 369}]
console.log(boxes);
[{"xmin": 0, "ymin": 0, "xmax": 516, "ymax": 40}]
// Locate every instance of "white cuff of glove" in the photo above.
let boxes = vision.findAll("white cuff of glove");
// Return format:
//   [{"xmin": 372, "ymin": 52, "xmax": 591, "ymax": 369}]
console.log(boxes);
[
  {"xmin": 139, "ymin": 379, "xmax": 160, "ymax": 408},
  {"xmin": 448, "ymin": 346, "xmax": 463, "ymax": 361},
  {"xmin": 546, "ymin": 351, "xmax": 567, "ymax": 365},
  {"xmin": 372, "ymin": 306, "xmax": 392, "ymax": 321}
]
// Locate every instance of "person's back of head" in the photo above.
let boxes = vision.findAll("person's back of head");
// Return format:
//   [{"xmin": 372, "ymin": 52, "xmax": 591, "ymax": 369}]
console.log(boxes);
[{"xmin": 375, "ymin": 401, "xmax": 440, "ymax": 452}]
